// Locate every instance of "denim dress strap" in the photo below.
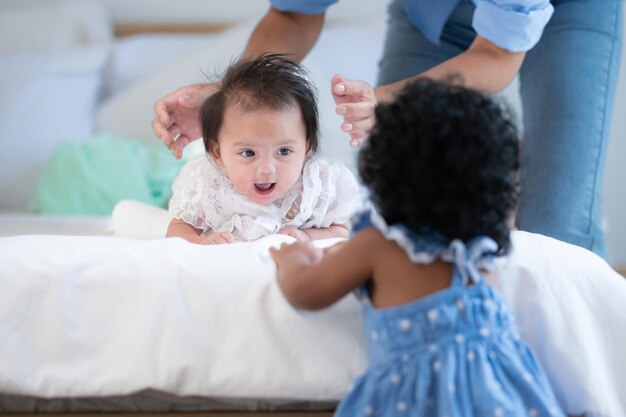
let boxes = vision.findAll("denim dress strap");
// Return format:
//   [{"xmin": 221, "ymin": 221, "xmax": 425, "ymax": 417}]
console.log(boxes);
[
  {"xmin": 442, "ymin": 238, "xmax": 498, "ymax": 285},
  {"xmin": 351, "ymin": 210, "xmax": 498, "ymax": 286}
]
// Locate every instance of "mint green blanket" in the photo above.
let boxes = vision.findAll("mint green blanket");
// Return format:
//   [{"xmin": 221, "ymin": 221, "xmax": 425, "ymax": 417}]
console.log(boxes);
[{"xmin": 30, "ymin": 133, "xmax": 185, "ymax": 215}]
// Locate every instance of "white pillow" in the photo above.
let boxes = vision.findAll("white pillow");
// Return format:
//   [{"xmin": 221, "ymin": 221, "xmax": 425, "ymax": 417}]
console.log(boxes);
[
  {"xmin": 0, "ymin": 1, "xmax": 112, "ymax": 52},
  {"xmin": 95, "ymin": 21, "xmax": 258, "ymax": 145},
  {"xmin": 0, "ymin": 1, "xmax": 112, "ymax": 212},
  {"xmin": 101, "ymin": 33, "xmax": 224, "ymax": 101},
  {"xmin": 0, "ymin": 46, "xmax": 108, "ymax": 211}
]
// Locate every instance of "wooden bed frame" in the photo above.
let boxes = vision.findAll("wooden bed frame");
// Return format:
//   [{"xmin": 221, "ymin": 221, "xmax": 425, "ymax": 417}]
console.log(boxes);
[
  {"xmin": 113, "ymin": 22, "xmax": 235, "ymax": 37},
  {"xmin": 8, "ymin": 413, "xmax": 333, "ymax": 417}
]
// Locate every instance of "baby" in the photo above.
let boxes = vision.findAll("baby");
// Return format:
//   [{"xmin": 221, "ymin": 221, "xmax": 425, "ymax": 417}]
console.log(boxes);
[{"xmin": 166, "ymin": 54, "xmax": 358, "ymax": 244}]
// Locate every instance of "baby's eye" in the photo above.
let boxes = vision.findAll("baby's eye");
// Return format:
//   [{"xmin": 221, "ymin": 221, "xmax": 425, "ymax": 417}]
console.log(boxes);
[
  {"xmin": 277, "ymin": 148, "xmax": 292, "ymax": 156},
  {"xmin": 239, "ymin": 150, "xmax": 255, "ymax": 157}
]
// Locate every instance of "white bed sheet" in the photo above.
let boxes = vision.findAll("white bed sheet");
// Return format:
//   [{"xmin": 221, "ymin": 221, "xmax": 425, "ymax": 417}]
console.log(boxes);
[
  {"xmin": 0, "ymin": 226, "xmax": 625, "ymax": 416},
  {"xmin": 0, "ymin": 233, "xmax": 365, "ymax": 403}
]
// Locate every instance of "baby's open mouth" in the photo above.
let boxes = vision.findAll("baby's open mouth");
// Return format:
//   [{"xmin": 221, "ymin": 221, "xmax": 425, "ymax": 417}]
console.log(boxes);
[{"xmin": 254, "ymin": 183, "xmax": 276, "ymax": 192}]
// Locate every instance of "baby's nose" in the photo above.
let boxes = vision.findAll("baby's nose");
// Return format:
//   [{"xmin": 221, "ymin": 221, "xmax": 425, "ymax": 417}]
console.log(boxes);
[{"xmin": 256, "ymin": 158, "xmax": 277, "ymax": 177}]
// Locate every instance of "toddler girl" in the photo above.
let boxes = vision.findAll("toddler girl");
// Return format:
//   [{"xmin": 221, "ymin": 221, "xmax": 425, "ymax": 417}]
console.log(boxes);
[
  {"xmin": 167, "ymin": 54, "xmax": 358, "ymax": 244},
  {"xmin": 271, "ymin": 79, "xmax": 565, "ymax": 416}
]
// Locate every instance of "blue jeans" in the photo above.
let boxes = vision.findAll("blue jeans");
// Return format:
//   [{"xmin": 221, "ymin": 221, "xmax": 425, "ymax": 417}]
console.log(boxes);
[{"xmin": 378, "ymin": 0, "xmax": 623, "ymax": 260}]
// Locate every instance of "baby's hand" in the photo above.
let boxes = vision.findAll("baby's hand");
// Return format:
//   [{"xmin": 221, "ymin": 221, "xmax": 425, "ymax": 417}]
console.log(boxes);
[
  {"xmin": 277, "ymin": 227, "xmax": 310, "ymax": 242},
  {"xmin": 201, "ymin": 231, "xmax": 235, "ymax": 245}
]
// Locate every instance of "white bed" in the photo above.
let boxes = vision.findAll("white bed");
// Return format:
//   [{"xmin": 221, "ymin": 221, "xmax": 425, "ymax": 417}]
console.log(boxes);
[
  {"xmin": 1, "ymin": 208, "xmax": 626, "ymax": 416},
  {"xmin": 1, "ymin": 2, "xmax": 626, "ymax": 417}
]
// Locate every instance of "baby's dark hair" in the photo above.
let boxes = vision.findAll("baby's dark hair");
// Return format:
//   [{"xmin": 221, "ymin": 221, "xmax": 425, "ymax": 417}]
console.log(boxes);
[
  {"xmin": 200, "ymin": 53, "xmax": 319, "ymax": 154},
  {"xmin": 358, "ymin": 78, "xmax": 520, "ymax": 255}
]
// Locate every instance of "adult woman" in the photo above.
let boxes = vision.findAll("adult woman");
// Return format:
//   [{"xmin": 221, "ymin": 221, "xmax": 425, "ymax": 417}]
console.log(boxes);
[{"xmin": 152, "ymin": 0, "xmax": 623, "ymax": 259}]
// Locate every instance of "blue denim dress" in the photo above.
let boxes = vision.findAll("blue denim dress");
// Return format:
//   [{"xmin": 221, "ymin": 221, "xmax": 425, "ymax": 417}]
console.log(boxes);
[{"xmin": 335, "ymin": 211, "xmax": 565, "ymax": 417}]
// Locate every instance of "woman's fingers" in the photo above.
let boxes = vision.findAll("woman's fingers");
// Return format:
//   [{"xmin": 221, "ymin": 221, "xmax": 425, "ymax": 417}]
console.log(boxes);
[
  {"xmin": 348, "ymin": 132, "xmax": 369, "ymax": 148},
  {"xmin": 339, "ymin": 104, "xmax": 376, "ymax": 147},
  {"xmin": 341, "ymin": 117, "xmax": 375, "ymax": 134},
  {"xmin": 151, "ymin": 118, "xmax": 170, "ymax": 145},
  {"xmin": 153, "ymin": 96, "xmax": 173, "ymax": 127},
  {"xmin": 331, "ymin": 74, "xmax": 377, "ymax": 147},
  {"xmin": 336, "ymin": 100, "xmax": 376, "ymax": 120},
  {"xmin": 332, "ymin": 76, "xmax": 377, "ymax": 103},
  {"xmin": 152, "ymin": 83, "xmax": 215, "ymax": 157},
  {"xmin": 151, "ymin": 119, "xmax": 186, "ymax": 159}
]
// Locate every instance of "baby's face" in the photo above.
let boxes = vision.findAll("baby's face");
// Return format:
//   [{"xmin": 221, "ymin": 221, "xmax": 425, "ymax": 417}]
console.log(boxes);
[{"xmin": 210, "ymin": 104, "xmax": 308, "ymax": 205}]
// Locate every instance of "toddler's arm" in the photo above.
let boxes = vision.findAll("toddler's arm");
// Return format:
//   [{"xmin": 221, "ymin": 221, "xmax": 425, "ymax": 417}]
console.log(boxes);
[
  {"xmin": 166, "ymin": 218, "xmax": 235, "ymax": 244},
  {"xmin": 270, "ymin": 227, "xmax": 378, "ymax": 310}
]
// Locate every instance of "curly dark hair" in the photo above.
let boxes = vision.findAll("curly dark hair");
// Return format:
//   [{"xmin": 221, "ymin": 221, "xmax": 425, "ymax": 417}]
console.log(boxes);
[
  {"xmin": 200, "ymin": 53, "xmax": 319, "ymax": 154},
  {"xmin": 358, "ymin": 78, "xmax": 520, "ymax": 255}
]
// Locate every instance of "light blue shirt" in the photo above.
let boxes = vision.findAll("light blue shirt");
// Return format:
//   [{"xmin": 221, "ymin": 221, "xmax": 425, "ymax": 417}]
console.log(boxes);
[{"xmin": 269, "ymin": 0, "xmax": 554, "ymax": 52}]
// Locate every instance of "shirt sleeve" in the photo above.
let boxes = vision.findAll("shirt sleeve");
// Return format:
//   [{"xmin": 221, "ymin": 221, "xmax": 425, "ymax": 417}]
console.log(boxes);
[
  {"xmin": 168, "ymin": 156, "xmax": 214, "ymax": 231},
  {"xmin": 170, "ymin": 155, "xmax": 289, "ymax": 240},
  {"xmin": 472, "ymin": 0, "xmax": 554, "ymax": 52},
  {"xmin": 269, "ymin": 0, "xmax": 338, "ymax": 14},
  {"xmin": 319, "ymin": 160, "xmax": 360, "ymax": 227}
]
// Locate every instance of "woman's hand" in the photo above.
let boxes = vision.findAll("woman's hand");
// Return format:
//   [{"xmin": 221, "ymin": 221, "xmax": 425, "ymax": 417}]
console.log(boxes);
[
  {"xmin": 152, "ymin": 83, "xmax": 217, "ymax": 159},
  {"xmin": 331, "ymin": 74, "xmax": 377, "ymax": 148}
]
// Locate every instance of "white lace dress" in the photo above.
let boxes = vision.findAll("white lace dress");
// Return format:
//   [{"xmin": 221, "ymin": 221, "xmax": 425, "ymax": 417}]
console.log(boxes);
[{"xmin": 168, "ymin": 154, "xmax": 360, "ymax": 241}]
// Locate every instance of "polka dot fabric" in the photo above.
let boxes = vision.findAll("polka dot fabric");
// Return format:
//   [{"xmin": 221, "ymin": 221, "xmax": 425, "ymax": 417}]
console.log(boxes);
[{"xmin": 335, "ymin": 211, "xmax": 565, "ymax": 417}]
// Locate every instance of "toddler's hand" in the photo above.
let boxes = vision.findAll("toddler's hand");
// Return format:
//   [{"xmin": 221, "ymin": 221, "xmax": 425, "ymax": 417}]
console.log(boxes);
[
  {"xmin": 269, "ymin": 241, "xmax": 323, "ymax": 268},
  {"xmin": 201, "ymin": 232, "xmax": 235, "ymax": 245},
  {"xmin": 277, "ymin": 227, "xmax": 310, "ymax": 242}
]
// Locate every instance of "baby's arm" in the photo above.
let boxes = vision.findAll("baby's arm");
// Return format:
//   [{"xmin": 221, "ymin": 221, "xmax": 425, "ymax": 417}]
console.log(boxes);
[
  {"xmin": 278, "ymin": 223, "xmax": 349, "ymax": 241},
  {"xmin": 302, "ymin": 222, "xmax": 349, "ymax": 240},
  {"xmin": 270, "ymin": 227, "xmax": 378, "ymax": 310},
  {"xmin": 166, "ymin": 218, "xmax": 234, "ymax": 244}
]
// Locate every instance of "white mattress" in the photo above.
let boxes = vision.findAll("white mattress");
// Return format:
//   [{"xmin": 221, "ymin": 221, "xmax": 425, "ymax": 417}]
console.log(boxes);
[{"xmin": 1, "ymin": 220, "xmax": 625, "ymax": 416}]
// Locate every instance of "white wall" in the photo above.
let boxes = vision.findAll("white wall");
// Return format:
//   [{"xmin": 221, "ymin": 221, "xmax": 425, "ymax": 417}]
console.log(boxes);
[
  {"xmin": 0, "ymin": 0, "xmax": 388, "ymax": 23},
  {"xmin": 4, "ymin": 0, "xmax": 625, "ymax": 264}
]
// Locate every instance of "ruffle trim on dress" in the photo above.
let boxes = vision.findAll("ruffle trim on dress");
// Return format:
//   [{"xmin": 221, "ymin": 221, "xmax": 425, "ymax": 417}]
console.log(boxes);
[{"xmin": 351, "ymin": 210, "xmax": 498, "ymax": 284}]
